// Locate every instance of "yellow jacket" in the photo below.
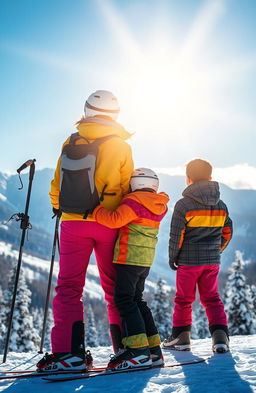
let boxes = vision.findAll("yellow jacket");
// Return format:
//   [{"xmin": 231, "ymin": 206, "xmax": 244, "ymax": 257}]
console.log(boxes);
[{"xmin": 49, "ymin": 117, "xmax": 134, "ymax": 221}]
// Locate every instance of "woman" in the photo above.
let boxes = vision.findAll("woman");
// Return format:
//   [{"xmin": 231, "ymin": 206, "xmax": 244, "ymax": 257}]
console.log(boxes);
[{"xmin": 37, "ymin": 90, "xmax": 133, "ymax": 372}]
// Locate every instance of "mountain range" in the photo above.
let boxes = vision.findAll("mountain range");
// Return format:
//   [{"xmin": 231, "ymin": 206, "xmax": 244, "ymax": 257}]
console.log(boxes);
[{"xmin": 0, "ymin": 169, "xmax": 256, "ymax": 286}]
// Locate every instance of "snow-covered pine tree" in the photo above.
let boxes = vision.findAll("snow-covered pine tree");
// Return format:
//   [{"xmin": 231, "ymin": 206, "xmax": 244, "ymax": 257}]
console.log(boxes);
[
  {"xmin": 0, "ymin": 285, "xmax": 6, "ymax": 352},
  {"xmin": 44, "ymin": 307, "xmax": 54, "ymax": 351},
  {"xmin": 31, "ymin": 306, "xmax": 41, "ymax": 340},
  {"xmin": 151, "ymin": 278, "xmax": 173, "ymax": 340},
  {"xmin": 251, "ymin": 285, "xmax": 256, "ymax": 309},
  {"xmin": 32, "ymin": 307, "xmax": 53, "ymax": 351},
  {"xmin": 1, "ymin": 263, "xmax": 40, "ymax": 351},
  {"xmin": 0, "ymin": 270, "xmax": 13, "ymax": 353},
  {"xmin": 96, "ymin": 319, "xmax": 111, "ymax": 347},
  {"xmin": 85, "ymin": 303, "xmax": 99, "ymax": 348},
  {"xmin": 193, "ymin": 302, "xmax": 209, "ymax": 338},
  {"xmin": 32, "ymin": 307, "xmax": 43, "ymax": 330},
  {"xmin": 224, "ymin": 251, "xmax": 254, "ymax": 335},
  {"xmin": 249, "ymin": 285, "xmax": 256, "ymax": 334},
  {"xmin": 191, "ymin": 312, "xmax": 198, "ymax": 339}
]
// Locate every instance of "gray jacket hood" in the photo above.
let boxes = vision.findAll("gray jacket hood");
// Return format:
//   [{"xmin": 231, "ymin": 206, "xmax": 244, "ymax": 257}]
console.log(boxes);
[{"xmin": 182, "ymin": 181, "xmax": 220, "ymax": 206}]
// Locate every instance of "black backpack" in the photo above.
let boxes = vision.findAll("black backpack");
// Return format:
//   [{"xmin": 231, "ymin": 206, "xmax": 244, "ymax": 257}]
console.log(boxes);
[{"xmin": 59, "ymin": 132, "xmax": 115, "ymax": 218}]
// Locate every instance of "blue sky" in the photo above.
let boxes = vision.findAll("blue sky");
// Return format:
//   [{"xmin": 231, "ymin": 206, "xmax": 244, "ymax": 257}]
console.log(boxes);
[{"xmin": 0, "ymin": 0, "xmax": 256, "ymax": 173}]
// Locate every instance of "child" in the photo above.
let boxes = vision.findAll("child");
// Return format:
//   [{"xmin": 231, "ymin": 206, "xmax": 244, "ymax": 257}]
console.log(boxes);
[
  {"xmin": 163, "ymin": 159, "xmax": 232, "ymax": 353},
  {"xmin": 93, "ymin": 168, "xmax": 169, "ymax": 369}
]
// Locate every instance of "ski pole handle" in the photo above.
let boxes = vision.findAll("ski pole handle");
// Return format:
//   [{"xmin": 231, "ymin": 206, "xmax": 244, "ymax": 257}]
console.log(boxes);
[{"xmin": 17, "ymin": 159, "xmax": 36, "ymax": 173}]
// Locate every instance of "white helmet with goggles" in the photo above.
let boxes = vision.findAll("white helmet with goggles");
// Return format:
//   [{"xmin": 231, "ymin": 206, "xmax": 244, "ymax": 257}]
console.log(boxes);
[
  {"xmin": 130, "ymin": 168, "xmax": 159, "ymax": 192},
  {"xmin": 84, "ymin": 90, "xmax": 120, "ymax": 120}
]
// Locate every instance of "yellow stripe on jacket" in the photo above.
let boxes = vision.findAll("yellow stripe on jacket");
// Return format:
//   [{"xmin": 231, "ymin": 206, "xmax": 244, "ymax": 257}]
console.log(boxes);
[{"xmin": 185, "ymin": 210, "xmax": 227, "ymax": 227}]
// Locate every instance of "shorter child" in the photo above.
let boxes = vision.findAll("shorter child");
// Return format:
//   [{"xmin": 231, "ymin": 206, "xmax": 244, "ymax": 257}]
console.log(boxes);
[
  {"xmin": 93, "ymin": 168, "xmax": 169, "ymax": 370},
  {"xmin": 163, "ymin": 159, "xmax": 232, "ymax": 353}
]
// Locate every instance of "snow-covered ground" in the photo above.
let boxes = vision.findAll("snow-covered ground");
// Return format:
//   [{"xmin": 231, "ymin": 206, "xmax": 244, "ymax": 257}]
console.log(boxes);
[{"xmin": 0, "ymin": 335, "xmax": 255, "ymax": 392}]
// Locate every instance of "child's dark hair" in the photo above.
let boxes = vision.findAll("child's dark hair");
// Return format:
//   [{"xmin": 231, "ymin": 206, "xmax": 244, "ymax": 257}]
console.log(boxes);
[{"xmin": 186, "ymin": 159, "xmax": 212, "ymax": 182}]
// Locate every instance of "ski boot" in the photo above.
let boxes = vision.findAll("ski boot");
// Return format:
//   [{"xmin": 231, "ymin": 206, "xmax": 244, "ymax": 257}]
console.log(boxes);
[
  {"xmin": 150, "ymin": 345, "xmax": 164, "ymax": 366},
  {"xmin": 212, "ymin": 329, "xmax": 229, "ymax": 353},
  {"xmin": 107, "ymin": 346, "xmax": 152, "ymax": 370},
  {"xmin": 162, "ymin": 331, "xmax": 191, "ymax": 351},
  {"xmin": 36, "ymin": 350, "xmax": 93, "ymax": 373}
]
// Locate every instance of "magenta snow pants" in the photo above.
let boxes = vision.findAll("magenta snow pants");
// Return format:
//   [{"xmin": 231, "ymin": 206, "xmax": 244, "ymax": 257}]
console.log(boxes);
[
  {"xmin": 51, "ymin": 221, "xmax": 121, "ymax": 352},
  {"xmin": 173, "ymin": 265, "xmax": 228, "ymax": 327}
]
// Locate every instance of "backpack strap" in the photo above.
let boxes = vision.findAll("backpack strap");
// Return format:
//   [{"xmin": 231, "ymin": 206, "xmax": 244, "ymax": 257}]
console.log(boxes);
[
  {"xmin": 99, "ymin": 184, "xmax": 116, "ymax": 202},
  {"xmin": 68, "ymin": 133, "xmax": 115, "ymax": 147},
  {"xmin": 91, "ymin": 134, "xmax": 117, "ymax": 147},
  {"xmin": 69, "ymin": 132, "xmax": 89, "ymax": 145},
  {"xmin": 69, "ymin": 132, "xmax": 79, "ymax": 143}
]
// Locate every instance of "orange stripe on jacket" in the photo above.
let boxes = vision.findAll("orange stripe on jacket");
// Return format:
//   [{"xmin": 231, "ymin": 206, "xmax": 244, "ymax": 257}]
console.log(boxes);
[
  {"xmin": 186, "ymin": 210, "xmax": 226, "ymax": 217},
  {"xmin": 116, "ymin": 226, "xmax": 130, "ymax": 264},
  {"xmin": 221, "ymin": 226, "xmax": 232, "ymax": 251},
  {"xmin": 179, "ymin": 228, "xmax": 186, "ymax": 248}
]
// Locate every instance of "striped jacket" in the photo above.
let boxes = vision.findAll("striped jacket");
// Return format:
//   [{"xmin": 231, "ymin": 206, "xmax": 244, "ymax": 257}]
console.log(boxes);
[
  {"xmin": 169, "ymin": 181, "xmax": 233, "ymax": 266},
  {"xmin": 93, "ymin": 191, "xmax": 169, "ymax": 267}
]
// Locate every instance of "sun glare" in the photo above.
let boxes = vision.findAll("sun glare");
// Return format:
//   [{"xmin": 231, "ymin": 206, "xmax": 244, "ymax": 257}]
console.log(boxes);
[
  {"xmin": 5, "ymin": 0, "xmax": 253, "ymax": 148},
  {"xmin": 96, "ymin": 0, "xmax": 254, "ymax": 151},
  {"xmin": 118, "ymin": 52, "xmax": 210, "ymax": 137},
  {"xmin": 96, "ymin": 0, "xmax": 227, "ymax": 142}
]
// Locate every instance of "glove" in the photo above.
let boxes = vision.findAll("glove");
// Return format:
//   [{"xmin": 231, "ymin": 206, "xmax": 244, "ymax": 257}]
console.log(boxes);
[
  {"xmin": 52, "ymin": 207, "xmax": 62, "ymax": 218},
  {"xmin": 169, "ymin": 260, "xmax": 178, "ymax": 271}
]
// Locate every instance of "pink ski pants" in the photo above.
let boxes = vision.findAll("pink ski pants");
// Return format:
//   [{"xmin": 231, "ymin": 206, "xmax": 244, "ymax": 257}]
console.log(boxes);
[
  {"xmin": 51, "ymin": 221, "xmax": 121, "ymax": 352},
  {"xmin": 173, "ymin": 265, "xmax": 228, "ymax": 327}
]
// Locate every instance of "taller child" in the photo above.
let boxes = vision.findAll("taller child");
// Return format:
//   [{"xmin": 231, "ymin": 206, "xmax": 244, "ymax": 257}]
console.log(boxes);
[
  {"xmin": 163, "ymin": 159, "xmax": 232, "ymax": 353},
  {"xmin": 37, "ymin": 90, "xmax": 133, "ymax": 372}
]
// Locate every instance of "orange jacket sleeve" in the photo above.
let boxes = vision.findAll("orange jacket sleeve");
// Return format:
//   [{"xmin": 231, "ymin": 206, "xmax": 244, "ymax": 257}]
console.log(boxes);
[
  {"xmin": 221, "ymin": 216, "xmax": 233, "ymax": 251},
  {"xmin": 93, "ymin": 204, "xmax": 137, "ymax": 228}
]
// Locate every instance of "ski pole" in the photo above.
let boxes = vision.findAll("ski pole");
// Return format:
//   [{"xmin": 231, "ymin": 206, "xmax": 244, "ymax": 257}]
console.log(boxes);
[
  {"xmin": 3, "ymin": 159, "xmax": 36, "ymax": 363},
  {"xmin": 38, "ymin": 215, "xmax": 60, "ymax": 353}
]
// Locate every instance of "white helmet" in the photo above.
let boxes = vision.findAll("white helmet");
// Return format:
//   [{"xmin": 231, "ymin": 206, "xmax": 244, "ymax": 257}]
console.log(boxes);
[
  {"xmin": 130, "ymin": 168, "xmax": 159, "ymax": 192},
  {"xmin": 84, "ymin": 90, "xmax": 120, "ymax": 120}
]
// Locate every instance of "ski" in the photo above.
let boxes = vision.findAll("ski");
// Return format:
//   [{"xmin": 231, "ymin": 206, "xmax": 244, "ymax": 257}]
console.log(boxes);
[
  {"xmin": 0, "ymin": 358, "xmax": 208, "ymax": 381},
  {"xmin": 0, "ymin": 370, "xmax": 36, "ymax": 374},
  {"xmin": 0, "ymin": 365, "xmax": 106, "ymax": 374},
  {"xmin": 43, "ymin": 358, "xmax": 207, "ymax": 382},
  {"xmin": 0, "ymin": 366, "xmax": 106, "ymax": 380}
]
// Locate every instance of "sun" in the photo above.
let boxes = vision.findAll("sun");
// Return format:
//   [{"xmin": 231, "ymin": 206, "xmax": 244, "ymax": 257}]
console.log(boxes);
[
  {"xmin": 93, "ymin": 0, "xmax": 255, "ymax": 165},
  {"xmin": 117, "ymin": 51, "xmax": 211, "ymax": 138},
  {"xmin": 96, "ymin": 0, "xmax": 226, "ymax": 141}
]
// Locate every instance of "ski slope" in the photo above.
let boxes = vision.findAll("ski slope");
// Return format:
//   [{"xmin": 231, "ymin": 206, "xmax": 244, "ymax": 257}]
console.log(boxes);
[{"xmin": 0, "ymin": 335, "xmax": 255, "ymax": 392}]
